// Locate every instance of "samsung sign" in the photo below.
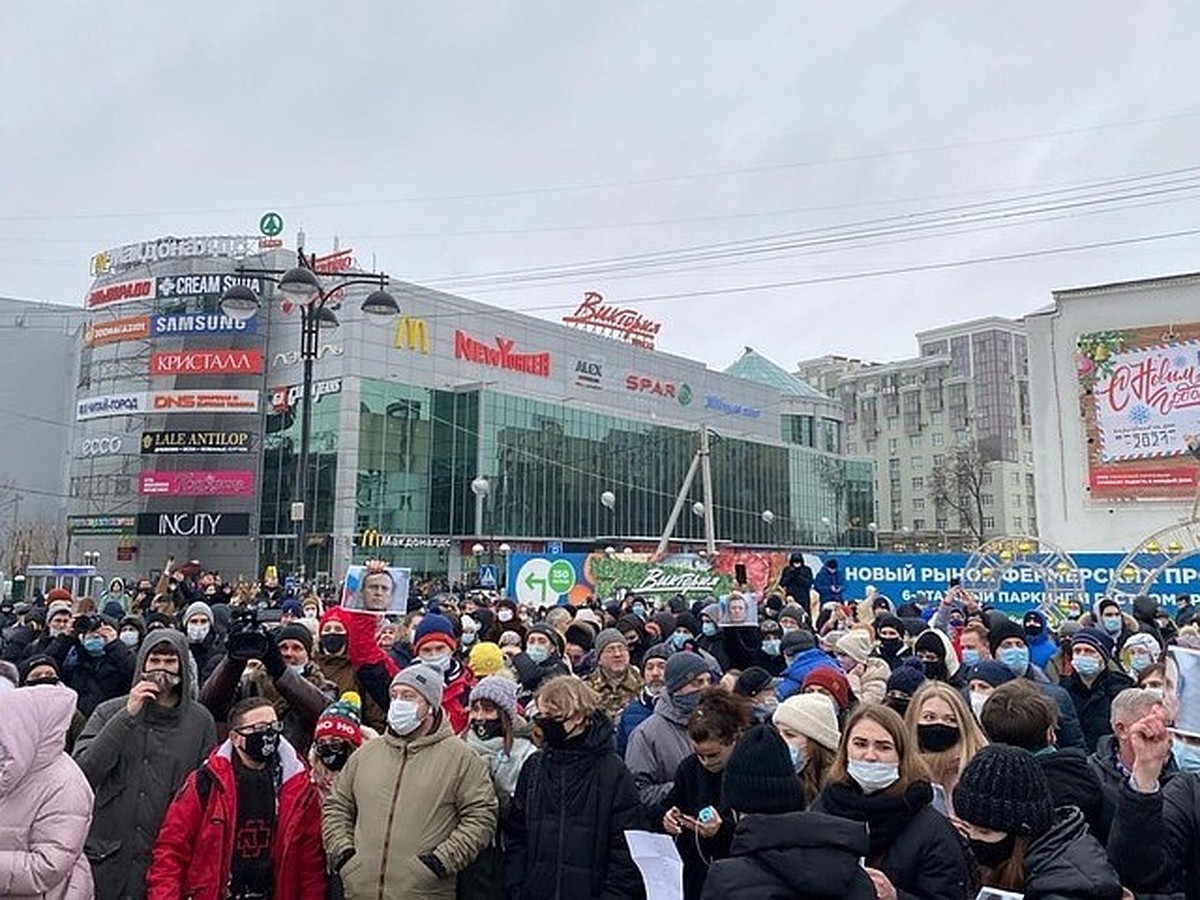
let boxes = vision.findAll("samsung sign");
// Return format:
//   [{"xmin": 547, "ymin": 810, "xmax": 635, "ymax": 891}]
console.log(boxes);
[{"xmin": 151, "ymin": 313, "xmax": 257, "ymax": 336}]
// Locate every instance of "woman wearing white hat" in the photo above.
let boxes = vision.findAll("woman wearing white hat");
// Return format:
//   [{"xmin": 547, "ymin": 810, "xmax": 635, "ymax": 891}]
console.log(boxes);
[{"xmin": 772, "ymin": 692, "xmax": 841, "ymax": 805}]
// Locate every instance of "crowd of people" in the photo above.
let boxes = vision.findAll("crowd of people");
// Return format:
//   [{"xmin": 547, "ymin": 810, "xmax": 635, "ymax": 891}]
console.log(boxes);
[{"xmin": 1, "ymin": 551, "xmax": 1199, "ymax": 900}]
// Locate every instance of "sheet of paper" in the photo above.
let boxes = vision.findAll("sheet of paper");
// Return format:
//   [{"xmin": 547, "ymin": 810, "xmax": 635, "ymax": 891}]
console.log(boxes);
[{"xmin": 624, "ymin": 830, "xmax": 684, "ymax": 900}]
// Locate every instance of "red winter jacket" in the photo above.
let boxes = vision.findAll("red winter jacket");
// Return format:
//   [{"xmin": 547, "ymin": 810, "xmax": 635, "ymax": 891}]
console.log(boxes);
[
  {"xmin": 146, "ymin": 737, "xmax": 326, "ymax": 900},
  {"xmin": 443, "ymin": 664, "xmax": 475, "ymax": 736}
]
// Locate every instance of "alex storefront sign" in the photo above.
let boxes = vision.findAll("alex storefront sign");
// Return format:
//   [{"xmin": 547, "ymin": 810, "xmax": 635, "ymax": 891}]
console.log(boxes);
[
  {"xmin": 150, "ymin": 390, "xmax": 259, "ymax": 413},
  {"xmin": 454, "ymin": 330, "xmax": 550, "ymax": 377},
  {"xmin": 84, "ymin": 314, "xmax": 150, "ymax": 346},
  {"xmin": 136, "ymin": 512, "xmax": 251, "ymax": 537},
  {"xmin": 86, "ymin": 277, "xmax": 156, "ymax": 309},
  {"xmin": 138, "ymin": 470, "xmax": 254, "ymax": 497},
  {"xmin": 151, "ymin": 313, "xmax": 257, "ymax": 336},
  {"xmin": 141, "ymin": 430, "xmax": 253, "ymax": 454},
  {"xmin": 150, "ymin": 350, "xmax": 262, "ymax": 376}
]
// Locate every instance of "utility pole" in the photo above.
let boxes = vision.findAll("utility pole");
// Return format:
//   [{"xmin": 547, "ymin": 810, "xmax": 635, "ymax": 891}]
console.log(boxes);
[{"xmin": 655, "ymin": 425, "xmax": 717, "ymax": 557}]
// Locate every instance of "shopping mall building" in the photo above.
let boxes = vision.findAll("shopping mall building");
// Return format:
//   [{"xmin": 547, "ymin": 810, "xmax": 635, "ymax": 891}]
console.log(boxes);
[{"xmin": 67, "ymin": 234, "xmax": 875, "ymax": 583}]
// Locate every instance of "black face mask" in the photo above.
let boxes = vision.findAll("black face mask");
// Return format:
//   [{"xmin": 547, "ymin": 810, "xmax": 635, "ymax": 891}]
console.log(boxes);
[
  {"xmin": 535, "ymin": 716, "xmax": 570, "ymax": 747},
  {"xmin": 471, "ymin": 719, "xmax": 505, "ymax": 742},
  {"xmin": 24, "ymin": 676, "xmax": 59, "ymax": 687},
  {"xmin": 969, "ymin": 832, "xmax": 1016, "ymax": 868},
  {"xmin": 917, "ymin": 722, "xmax": 961, "ymax": 753},
  {"xmin": 241, "ymin": 728, "xmax": 280, "ymax": 763},
  {"xmin": 1024, "ymin": 622, "xmax": 1043, "ymax": 638},
  {"xmin": 320, "ymin": 633, "xmax": 348, "ymax": 656},
  {"xmin": 879, "ymin": 637, "xmax": 902, "ymax": 656},
  {"xmin": 923, "ymin": 660, "xmax": 948, "ymax": 681},
  {"xmin": 315, "ymin": 741, "xmax": 353, "ymax": 771}
]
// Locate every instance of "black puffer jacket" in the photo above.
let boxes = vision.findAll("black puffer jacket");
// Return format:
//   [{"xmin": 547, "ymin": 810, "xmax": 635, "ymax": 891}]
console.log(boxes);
[
  {"xmin": 813, "ymin": 780, "xmax": 971, "ymax": 900},
  {"xmin": 1036, "ymin": 747, "xmax": 1107, "ymax": 841},
  {"xmin": 1024, "ymin": 807, "xmax": 1123, "ymax": 900},
  {"xmin": 506, "ymin": 710, "xmax": 645, "ymax": 900},
  {"xmin": 1063, "ymin": 669, "xmax": 1134, "ymax": 753},
  {"xmin": 48, "ymin": 634, "xmax": 137, "ymax": 717},
  {"xmin": 1088, "ymin": 734, "xmax": 1179, "ymax": 844},
  {"xmin": 662, "ymin": 754, "xmax": 733, "ymax": 899},
  {"xmin": 700, "ymin": 811, "xmax": 876, "ymax": 900},
  {"xmin": 1108, "ymin": 769, "xmax": 1200, "ymax": 900}
]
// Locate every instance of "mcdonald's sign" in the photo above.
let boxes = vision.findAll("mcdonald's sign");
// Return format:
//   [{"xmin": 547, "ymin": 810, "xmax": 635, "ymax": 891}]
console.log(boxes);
[
  {"xmin": 392, "ymin": 316, "xmax": 429, "ymax": 354},
  {"xmin": 356, "ymin": 528, "xmax": 450, "ymax": 549}
]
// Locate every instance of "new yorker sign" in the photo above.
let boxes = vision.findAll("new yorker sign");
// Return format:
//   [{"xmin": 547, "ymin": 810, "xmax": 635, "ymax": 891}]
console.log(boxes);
[{"xmin": 454, "ymin": 330, "xmax": 550, "ymax": 378}]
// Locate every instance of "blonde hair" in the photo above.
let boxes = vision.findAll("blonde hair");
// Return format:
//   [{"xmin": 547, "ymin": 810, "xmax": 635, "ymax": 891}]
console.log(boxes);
[
  {"xmin": 536, "ymin": 676, "xmax": 600, "ymax": 720},
  {"xmin": 904, "ymin": 681, "xmax": 988, "ymax": 780},
  {"xmin": 827, "ymin": 703, "xmax": 930, "ymax": 794}
]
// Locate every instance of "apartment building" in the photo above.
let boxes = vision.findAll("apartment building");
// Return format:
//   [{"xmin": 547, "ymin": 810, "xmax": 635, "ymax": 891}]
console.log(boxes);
[{"xmin": 796, "ymin": 317, "xmax": 1035, "ymax": 550}]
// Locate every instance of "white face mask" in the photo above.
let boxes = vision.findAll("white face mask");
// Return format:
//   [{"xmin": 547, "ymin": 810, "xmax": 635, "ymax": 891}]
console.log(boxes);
[
  {"xmin": 497, "ymin": 609, "xmax": 514, "ymax": 622},
  {"xmin": 388, "ymin": 699, "xmax": 423, "ymax": 736},
  {"xmin": 970, "ymin": 691, "xmax": 989, "ymax": 719},
  {"xmin": 187, "ymin": 623, "xmax": 210, "ymax": 643},
  {"xmin": 847, "ymin": 759, "xmax": 900, "ymax": 794},
  {"xmin": 119, "ymin": 630, "xmax": 140, "ymax": 648},
  {"xmin": 421, "ymin": 653, "xmax": 451, "ymax": 672}
]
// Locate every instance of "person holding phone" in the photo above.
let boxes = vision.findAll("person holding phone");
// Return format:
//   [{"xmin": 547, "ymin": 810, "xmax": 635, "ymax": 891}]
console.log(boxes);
[{"xmin": 661, "ymin": 690, "xmax": 751, "ymax": 899}]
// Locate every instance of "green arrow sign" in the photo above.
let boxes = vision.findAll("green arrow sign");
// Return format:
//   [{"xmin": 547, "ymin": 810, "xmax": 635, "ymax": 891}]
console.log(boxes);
[
  {"xmin": 259, "ymin": 211, "xmax": 284, "ymax": 237},
  {"xmin": 524, "ymin": 570, "xmax": 548, "ymax": 603}
]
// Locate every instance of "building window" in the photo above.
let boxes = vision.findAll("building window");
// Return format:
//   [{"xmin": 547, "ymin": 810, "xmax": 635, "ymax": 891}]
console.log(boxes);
[
  {"xmin": 888, "ymin": 438, "xmax": 898, "ymax": 453},
  {"xmin": 909, "ymin": 436, "xmax": 923, "ymax": 449},
  {"xmin": 913, "ymin": 497, "xmax": 926, "ymax": 510},
  {"xmin": 912, "ymin": 476, "xmax": 924, "ymax": 490},
  {"xmin": 932, "ymin": 433, "xmax": 945, "ymax": 447},
  {"xmin": 913, "ymin": 518, "xmax": 927, "ymax": 530},
  {"xmin": 983, "ymin": 516, "xmax": 996, "ymax": 529},
  {"xmin": 1013, "ymin": 517, "xmax": 1023, "ymax": 531},
  {"xmin": 911, "ymin": 456, "xmax": 924, "ymax": 470},
  {"xmin": 936, "ymin": 518, "xmax": 948, "ymax": 530},
  {"xmin": 931, "ymin": 412, "xmax": 944, "ymax": 425},
  {"xmin": 982, "ymin": 494, "xmax": 994, "ymax": 506}
]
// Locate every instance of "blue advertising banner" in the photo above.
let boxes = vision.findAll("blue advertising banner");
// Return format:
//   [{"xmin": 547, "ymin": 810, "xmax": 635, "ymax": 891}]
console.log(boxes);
[
  {"xmin": 837, "ymin": 552, "xmax": 1199, "ymax": 615},
  {"xmin": 150, "ymin": 313, "xmax": 257, "ymax": 336}
]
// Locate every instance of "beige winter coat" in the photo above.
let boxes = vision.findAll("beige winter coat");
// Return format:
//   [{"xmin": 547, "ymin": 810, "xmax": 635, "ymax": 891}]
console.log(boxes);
[{"xmin": 322, "ymin": 714, "xmax": 498, "ymax": 900}]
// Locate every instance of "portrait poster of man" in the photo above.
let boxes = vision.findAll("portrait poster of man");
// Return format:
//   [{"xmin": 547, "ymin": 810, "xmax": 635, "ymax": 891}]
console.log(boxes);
[
  {"xmin": 718, "ymin": 592, "xmax": 758, "ymax": 628},
  {"xmin": 341, "ymin": 561, "xmax": 411, "ymax": 614}
]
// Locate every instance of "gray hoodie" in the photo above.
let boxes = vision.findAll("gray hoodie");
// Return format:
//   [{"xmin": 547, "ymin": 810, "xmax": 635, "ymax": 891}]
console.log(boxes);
[
  {"xmin": 74, "ymin": 628, "xmax": 216, "ymax": 900},
  {"xmin": 624, "ymin": 691, "xmax": 694, "ymax": 811}
]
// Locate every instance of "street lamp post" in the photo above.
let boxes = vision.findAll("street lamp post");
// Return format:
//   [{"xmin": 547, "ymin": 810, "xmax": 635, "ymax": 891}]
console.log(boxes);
[{"xmin": 221, "ymin": 248, "xmax": 399, "ymax": 581}]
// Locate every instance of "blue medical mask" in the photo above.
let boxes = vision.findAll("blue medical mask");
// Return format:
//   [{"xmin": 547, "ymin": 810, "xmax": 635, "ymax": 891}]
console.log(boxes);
[
  {"xmin": 762, "ymin": 639, "xmax": 782, "ymax": 657},
  {"xmin": 961, "ymin": 648, "xmax": 981, "ymax": 668},
  {"xmin": 1130, "ymin": 655, "xmax": 1152, "ymax": 673},
  {"xmin": 789, "ymin": 742, "xmax": 806, "ymax": 772},
  {"xmin": 669, "ymin": 632, "xmax": 689, "ymax": 650},
  {"xmin": 632, "ymin": 604, "xmax": 646, "ymax": 619},
  {"xmin": 1102, "ymin": 615, "xmax": 1123, "ymax": 635},
  {"xmin": 998, "ymin": 645, "xmax": 1030, "ymax": 676},
  {"xmin": 82, "ymin": 636, "xmax": 106, "ymax": 656},
  {"xmin": 1172, "ymin": 740, "xmax": 1200, "ymax": 775},
  {"xmin": 702, "ymin": 622, "xmax": 718, "ymax": 638},
  {"xmin": 525, "ymin": 645, "xmax": 550, "ymax": 664},
  {"xmin": 1072, "ymin": 655, "xmax": 1102, "ymax": 678}
]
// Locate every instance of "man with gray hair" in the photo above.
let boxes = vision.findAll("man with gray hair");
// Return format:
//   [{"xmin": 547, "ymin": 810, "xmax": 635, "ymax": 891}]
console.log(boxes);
[
  {"xmin": 1089, "ymin": 686, "xmax": 1178, "ymax": 837},
  {"xmin": 322, "ymin": 662, "xmax": 497, "ymax": 899}
]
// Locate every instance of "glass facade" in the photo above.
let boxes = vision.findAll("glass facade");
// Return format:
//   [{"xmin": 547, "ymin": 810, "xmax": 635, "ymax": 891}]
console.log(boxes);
[{"xmin": 348, "ymin": 381, "xmax": 875, "ymax": 552}]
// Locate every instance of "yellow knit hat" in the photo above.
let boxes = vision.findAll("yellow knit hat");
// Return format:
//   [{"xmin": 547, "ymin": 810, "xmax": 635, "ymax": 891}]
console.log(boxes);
[{"xmin": 468, "ymin": 641, "xmax": 505, "ymax": 677}]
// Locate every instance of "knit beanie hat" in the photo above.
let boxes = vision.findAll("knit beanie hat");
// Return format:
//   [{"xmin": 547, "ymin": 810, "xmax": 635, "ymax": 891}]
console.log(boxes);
[
  {"xmin": 468, "ymin": 641, "xmax": 506, "ymax": 677},
  {"xmin": 573, "ymin": 607, "xmax": 603, "ymax": 630},
  {"xmin": 470, "ymin": 675, "xmax": 519, "ymax": 722},
  {"xmin": 527, "ymin": 622, "xmax": 565, "ymax": 655},
  {"xmin": 721, "ymin": 724, "xmax": 809, "ymax": 814},
  {"xmin": 18, "ymin": 653, "xmax": 61, "ymax": 685},
  {"xmin": 701, "ymin": 603, "xmax": 721, "ymax": 624},
  {"xmin": 413, "ymin": 613, "xmax": 458, "ymax": 653},
  {"xmin": 46, "ymin": 599, "xmax": 73, "ymax": 620},
  {"xmin": 734, "ymin": 666, "xmax": 774, "ymax": 698},
  {"xmin": 183, "ymin": 600, "xmax": 214, "ymax": 625},
  {"xmin": 675, "ymin": 612, "xmax": 701, "ymax": 637},
  {"xmin": 276, "ymin": 623, "xmax": 314, "ymax": 655},
  {"xmin": 967, "ymin": 660, "xmax": 1017, "ymax": 689},
  {"xmin": 801, "ymin": 666, "xmax": 851, "ymax": 711},
  {"xmin": 665, "ymin": 651, "xmax": 709, "ymax": 694},
  {"xmin": 773, "ymin": 693, "xmax": 840, "ymax": 751},
  {"xmin": 779, "ymin": 604, "xmax": 809, "ymax": 627},
  {"xmin": 836, "ymin": 630, "xmax": 874, "ymax": 664},
  {"xmin": 781, "ymin": 630, "xmax": 817, "ymax": 656},
  {"xmin": 875, "ymin": 613, "xmax": 905, "ymax": 636},
  {"xmin": 914, "ymin": 630, "xmax": 947, "ymax": 660},
  {"xmin": 1122, "ymin": 632, "xmax": 1162, "ymax": 664},
  {"xmin": 886, "ymin": 657, "xmax": 927, "ymax": 697},
  {"xmin": 953, "ymin": 744, "xmax": 1054, "ymax": 837},
  {"xmin": 391, "ymin": 663, "xmax": 445, "ymax": 708},
  {"xmin": 1072, "ymin": 627, "xmax": 1114, "ymax": 662},
  {"xmin": 987, "ymin": 617, "xmax": 1026, "ymax": 656},
  {"xmin": 46, "ymin": 588, "xmax": 73, "ymax": 606},
  {"xmin": 315, "ymin": 692, "xmax": 364, "ymax": 747},
  {"xmin": 498, "ymin": 630, "xmax": 523, "ymax": 648},
  {"xmin": 594, "ymin": 628, "xmax": 628, "ymax": 657},
  {"xmin": 642, "ymin": 642, "xmax": 671, "ymax": 665}
]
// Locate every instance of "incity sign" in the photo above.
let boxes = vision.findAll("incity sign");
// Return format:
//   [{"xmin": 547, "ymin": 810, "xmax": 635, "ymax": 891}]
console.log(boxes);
[
  {"xmin": 136, "ymin": 512, "xmax": 251, "ymax": 537},
  {"xmin": 90, "ymin": 235, "xmax": 260, "ymax": 276}
]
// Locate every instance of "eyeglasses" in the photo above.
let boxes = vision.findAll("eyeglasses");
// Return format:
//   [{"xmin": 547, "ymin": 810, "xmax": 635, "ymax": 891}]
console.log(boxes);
[{"xmin": 234, "ymin": 720, "xmax": 283, "ymax": 737}]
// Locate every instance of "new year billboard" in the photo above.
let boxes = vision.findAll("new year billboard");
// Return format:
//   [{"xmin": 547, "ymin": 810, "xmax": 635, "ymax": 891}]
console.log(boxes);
[{"xmin": 1078, "ymin": 325, "xmax": 1200, "ymax": 501}]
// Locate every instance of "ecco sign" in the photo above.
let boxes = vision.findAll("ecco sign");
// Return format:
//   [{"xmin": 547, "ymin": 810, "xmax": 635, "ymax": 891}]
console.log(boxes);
[
  {"xmin": 80, "ymin": 436, "xmax": 123, "ymax": 456},
  {"xmin": 136, "ymin": 512, "xmax": 251, "ymax": 537}
]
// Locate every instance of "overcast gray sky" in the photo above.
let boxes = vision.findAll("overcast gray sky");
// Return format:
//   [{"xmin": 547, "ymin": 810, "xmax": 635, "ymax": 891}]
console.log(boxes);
[{"xmin": 3, "ymin": 2, "xmax": 1199, "ymax": 369}]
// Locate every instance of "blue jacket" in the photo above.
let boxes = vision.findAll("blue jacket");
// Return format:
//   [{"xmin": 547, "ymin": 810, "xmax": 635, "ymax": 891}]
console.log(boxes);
[
  {"xmin": 616, "ymin": 690, "xmax": 655, "ymax": 757},
  {"xmin": 776, "ymin": 649, "xmax": 839, "ymax": 701},
  {"xmin": 813, "ymin": 565, "xmax": 842, "ymax": 604},
  {"xmin": 1025, "ymin": 610, "xmax": 1057, "ymax": 670}
]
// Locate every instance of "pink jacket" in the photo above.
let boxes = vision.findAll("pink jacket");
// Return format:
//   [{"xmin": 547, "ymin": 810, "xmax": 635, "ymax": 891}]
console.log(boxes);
[{"xmin": 0, "ymin": 684, "xmax": 95, "ymax": 900}]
